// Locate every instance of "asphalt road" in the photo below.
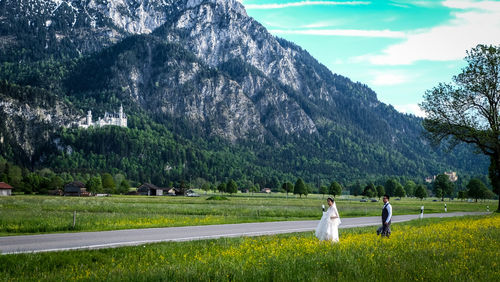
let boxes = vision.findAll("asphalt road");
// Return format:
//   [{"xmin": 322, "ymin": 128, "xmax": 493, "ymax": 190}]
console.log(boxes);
[{"xmin": 0, "ymin": 212, "xmax": 489, "ymax": 255}]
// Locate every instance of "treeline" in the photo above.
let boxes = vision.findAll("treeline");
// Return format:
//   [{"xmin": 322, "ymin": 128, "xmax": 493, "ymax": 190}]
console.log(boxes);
[
  {"xmin": 343, "ymin": 174, "xmax": 496, "ymax": 201},
  {"xmin": 0, "ymin": 156, "xmax": 134, "ymax": 194},
  {"xmin": 3, "ymin": 152, "xmax": 496, "ymax": 201}
]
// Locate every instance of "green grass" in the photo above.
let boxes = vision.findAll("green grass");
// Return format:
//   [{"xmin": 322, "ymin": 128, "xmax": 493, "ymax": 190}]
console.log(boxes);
[
  {"xmin": 0, "ymin": 193, "xmax": 494, "ymax": 235},
  {"xmin": 206, "ymin": 195, "xmax": 229, "ymax": 200},
  {"xmin": 0, "ymin": 215, "xmax": 498, "ymax": 281}
]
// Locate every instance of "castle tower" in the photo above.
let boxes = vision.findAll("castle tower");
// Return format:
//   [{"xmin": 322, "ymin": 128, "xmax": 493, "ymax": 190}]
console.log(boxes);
[
  {"xmin": 119, "ymin": 104, "xmax": 127, "ymax": 127},
  {"xmin": 119, "ymin": 104, "xmax": 124, "ymax": 119},
  {"xmin": 87, "ymin": 110, "xmax": 92, "ymax": 126}
]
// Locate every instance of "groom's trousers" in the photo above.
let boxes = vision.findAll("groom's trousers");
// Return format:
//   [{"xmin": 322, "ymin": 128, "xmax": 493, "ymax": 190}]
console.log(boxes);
[{"xmin": 381, "ymin": 221, "xmax": 391, "ymax": 237}]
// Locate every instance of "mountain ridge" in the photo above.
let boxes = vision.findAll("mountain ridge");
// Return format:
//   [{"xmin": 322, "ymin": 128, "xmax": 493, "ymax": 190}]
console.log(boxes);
[{"xmin": 0, "ymin": 0, "xmax": 489, "ymax": 187}]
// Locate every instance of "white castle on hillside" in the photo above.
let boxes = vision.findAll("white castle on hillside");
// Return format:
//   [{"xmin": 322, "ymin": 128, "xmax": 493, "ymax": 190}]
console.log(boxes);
[
  {"xmin": 425, "ymin": 171, "xmax": 458, "ymax": 183},
  {"xmin": 78, "ymin": 105, "xmax": 127, "ymax": 128}
]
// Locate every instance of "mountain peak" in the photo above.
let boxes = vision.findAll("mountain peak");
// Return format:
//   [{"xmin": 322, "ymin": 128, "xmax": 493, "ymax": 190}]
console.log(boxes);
[{"xmin": 186, "ymin": 0, "xmax": 246, "ymax": 12}]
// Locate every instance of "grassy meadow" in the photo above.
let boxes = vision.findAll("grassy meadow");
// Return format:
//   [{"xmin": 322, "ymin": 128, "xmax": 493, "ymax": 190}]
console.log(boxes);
[
  {"xmin": 0, "ymin": 214, "xmax": 498, "ymax": 281},
  {"xmin": 0, "ymin": 193, "xmax": 493, "ymax": 235}
]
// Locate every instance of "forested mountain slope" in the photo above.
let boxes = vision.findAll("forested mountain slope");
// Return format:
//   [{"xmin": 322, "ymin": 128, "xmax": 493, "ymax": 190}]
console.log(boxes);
[{"xmin": 0, "ymin": 0, "xmax": 488, "ymax": 187}]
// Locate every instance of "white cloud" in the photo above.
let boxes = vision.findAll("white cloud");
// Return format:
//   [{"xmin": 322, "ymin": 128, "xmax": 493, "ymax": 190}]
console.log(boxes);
[
  {"xmin": 269, "ymin": 28, "xmax": 406, "ymax": 38},
  {"xmin": 243, "ymin": 1, "xmax": 371, "ymax": 10},
  {"xmin": 260, "ymin": 20, "xmax": 293, "ymax": 29},
  {"xmin": 371, "ymin": 72, "xmax": 410, "ymax": 86},
  {"xmin": 389, "ymin": 3, "xmax": 410, "ymax": 8},
  {"xmin": 443, "ymin": 0, "xmax": 500, "ymax": 10},
  {"xmin": 363, "ymin": 0, "xmax": 500, "ymax": 65},
  {"xmin": 390, "ymin": 0, "xmax": 442, "ymax": 8},
  {"xmin": 383, "ymin": 16, "xmax": 399, "ymax": 23},
  {"xmin": 393, "ymin": 104, "xmax": 427, "ymax": 117},
  {"xmin": 301, "ymin": 19, "xmax": 346, "ymax": 28},
  {"xmin": 333, "ymin": 58, "xmax": 345, "ymax": 65}
]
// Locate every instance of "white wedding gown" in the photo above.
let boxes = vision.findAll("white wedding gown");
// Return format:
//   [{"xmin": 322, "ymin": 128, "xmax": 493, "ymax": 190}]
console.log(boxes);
[{"xmin": 315, "ymin": 203, "xmax": 341, "ymax": 242}]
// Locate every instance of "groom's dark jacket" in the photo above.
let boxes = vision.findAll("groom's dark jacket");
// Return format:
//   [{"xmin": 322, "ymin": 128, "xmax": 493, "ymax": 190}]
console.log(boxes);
[{"xmin": 382, "ymin": 203, "xmax": 391, "ymax": 224}]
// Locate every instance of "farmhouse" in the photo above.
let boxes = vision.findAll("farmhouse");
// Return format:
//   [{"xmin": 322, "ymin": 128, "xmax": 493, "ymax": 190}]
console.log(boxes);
[
  {"xmin": 0, "ymin": 182, "xmax": 13, "ymax": 196},
  {"xmin": 138, "ymin": 183, "xmax": 170, "ymax": 196},
  {"xmin": 167, "ymin": 188, "xmax": 179, "ymax": 196},
  {"xmin": 64, "ymin": 181, "xmax": 89, "ymax": 196},
  {"xmin": 261, "ymin": 188, "xmax": 272, "ymax": 194}
]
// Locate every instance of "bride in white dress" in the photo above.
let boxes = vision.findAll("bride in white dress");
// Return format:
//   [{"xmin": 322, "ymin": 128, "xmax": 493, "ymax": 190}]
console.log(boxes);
[{"xmin": 315, "ymin": 197, "xmax": 341, "ymax": 242}]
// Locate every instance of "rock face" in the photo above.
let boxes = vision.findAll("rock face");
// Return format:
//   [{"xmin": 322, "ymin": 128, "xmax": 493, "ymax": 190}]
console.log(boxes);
[
  {"xmin": 152, "ymin": 0, "xmax": 381, "ymax": 139},
  {"xmin": 160, "ymin": 0, "xmax": 306, "ymax": 94},
  {"xmin": 0, "ymin": 83, "xmax": 78, "ymax": 163}
]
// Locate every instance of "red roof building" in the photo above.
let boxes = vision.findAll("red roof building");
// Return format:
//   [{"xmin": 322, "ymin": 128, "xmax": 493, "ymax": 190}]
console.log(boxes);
[{"xmin": 0, "ymin": 182, "xmax": 13, "ymax": 196}]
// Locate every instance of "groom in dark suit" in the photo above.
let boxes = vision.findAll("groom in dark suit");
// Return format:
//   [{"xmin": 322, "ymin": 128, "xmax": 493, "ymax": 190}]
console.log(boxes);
[{"xmin": 379, "ymin": 194, "xmax": 392, "ymax": 237}]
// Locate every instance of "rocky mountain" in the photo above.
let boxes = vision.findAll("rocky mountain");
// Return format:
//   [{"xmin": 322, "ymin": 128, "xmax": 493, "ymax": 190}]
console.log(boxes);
[
  {"xmin": 0, "ymin": 0, "xmax": 176, "ymax": 60},
  {"xmin": 0, "ymin": 0, "xmax": 489, "ymax": 186}
]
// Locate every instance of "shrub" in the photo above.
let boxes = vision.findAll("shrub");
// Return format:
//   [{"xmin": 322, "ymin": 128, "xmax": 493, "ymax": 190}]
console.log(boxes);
[{"xmin": 206, "ymin": 195, "xmax": 229, "ymax": 201}]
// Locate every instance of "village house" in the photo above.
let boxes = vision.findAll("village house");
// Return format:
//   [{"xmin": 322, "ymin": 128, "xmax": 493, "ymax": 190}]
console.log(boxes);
[
  {"xmin": 261, "ymin": 188, "xmax": 272, "ymax": 194},
  {"xmin": 64, "ymin": 181, "xmax": 89, "ymax": 196},
  {"xmin": 138, "ymin": 183, "xmax": 170, "ymax": 196},
  {"xmin": 0, "ymin": 182, "xmax": 13, "ymax": 196},
  {"xmin": 167, "ymin": 188, "xmax": 178, "ymax": 196}
]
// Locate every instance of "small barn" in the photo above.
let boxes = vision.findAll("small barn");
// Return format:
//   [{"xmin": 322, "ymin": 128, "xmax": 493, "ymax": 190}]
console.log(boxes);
[
  {"xmin": 64, "ymin": 181, "xmax": 88, "ymax": 196},
  {"xmin": 137, "ymin": 183, "xmax": 169, "ymax": 196},
  {"xmin": 0, "ymin": 182, "xmax": 13, "ymax": 196}
]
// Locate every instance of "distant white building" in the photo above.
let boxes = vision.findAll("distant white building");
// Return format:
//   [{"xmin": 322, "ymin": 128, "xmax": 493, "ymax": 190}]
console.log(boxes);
[
  {"xmin": 444, "ymin": 171, "xmax": 458, "ymax": 182},
  {"xmin": 79, "ymin": 105, "xmax": 127, "ymax": 128},
  {"xmin": 425, "ymin": 171, "xmax": 458, "ymax": 183},
  {"xmin": 425, "ymin": 175, "xmax": 436, "ymax": 183}
]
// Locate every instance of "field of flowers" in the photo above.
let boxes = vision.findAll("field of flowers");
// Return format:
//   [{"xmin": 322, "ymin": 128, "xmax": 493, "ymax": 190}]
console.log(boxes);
[
  {"xmin": 1, "ymin": 215, "xmax": 498, "ymax": 281},
  {"xmin": 0, "ymin": 194, "xmax": 494, "ymax": 235}
]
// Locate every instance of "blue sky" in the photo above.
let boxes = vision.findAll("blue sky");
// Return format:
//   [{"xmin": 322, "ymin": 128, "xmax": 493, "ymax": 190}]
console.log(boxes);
[{"xmin": 239, "ymin": 0, "xmax": 500, "ymax": 116}]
